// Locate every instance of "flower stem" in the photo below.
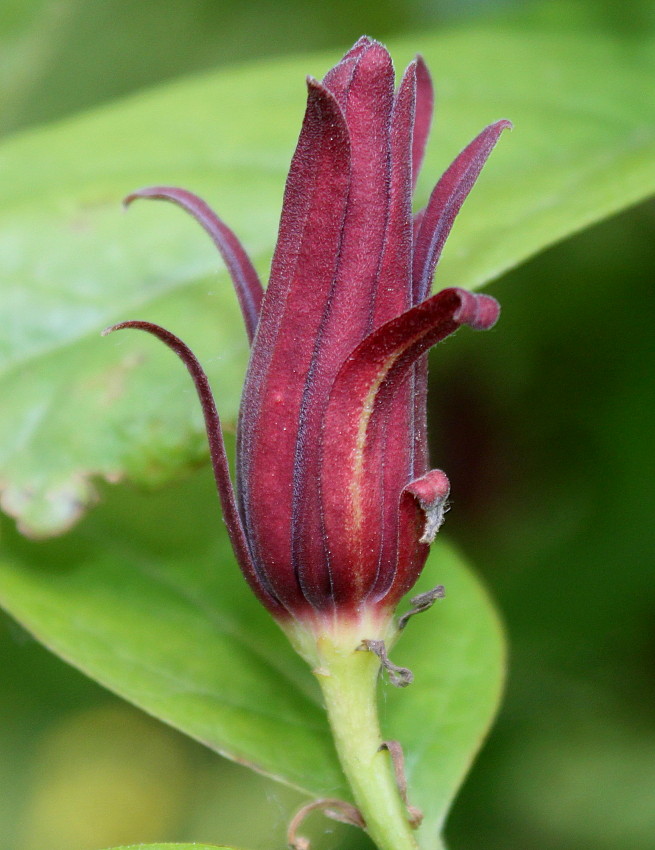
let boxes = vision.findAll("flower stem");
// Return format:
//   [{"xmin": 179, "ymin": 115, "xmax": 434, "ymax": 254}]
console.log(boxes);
[{"xmin": 312, "ymin": 633, "xmax": 420, "ymax": 850}]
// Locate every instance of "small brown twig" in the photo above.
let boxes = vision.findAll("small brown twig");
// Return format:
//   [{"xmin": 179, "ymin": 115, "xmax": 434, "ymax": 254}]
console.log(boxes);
[
  {"xmin": 358, "ymin": 639, "xmax": 414, "ymax": 687},
  {"xmin": 379, "ymin": 740, "xmax": 424, "ymax": 828},
  {"xmin": 287, "ymin": 797, "xmax": 365, "ymax": 849},
  {"xmin": 397, "ymin": 585, "xmax": 445, "ymax": 631}
]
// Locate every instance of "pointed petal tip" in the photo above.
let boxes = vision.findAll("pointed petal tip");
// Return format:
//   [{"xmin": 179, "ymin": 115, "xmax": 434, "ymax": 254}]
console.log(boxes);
[
  {"xmin": 400, "ymin": 56, "xmax": 418, "ymax": 80},
  {"xmin": 122, "ymin": 185, "xmax": 171, "ymax": 209},
  {"xmin": 406, "ymin": 469, "xmax": 450, "ymax": 505},
  {"xmin": 411, "ymin": 54, "xmax": 435, "ymax": 191},
  {"xmin": 350, "ymin": 34, "xmax": 388, "ymax": 53},
  {"xmin": 342, "ymin": 35, "xmax": 392, "ymax": 64},
  {"xmin": 306, "ymin": 75, "xmax": 338, "ymax": 101},
  {"xmin": 305, "ymin": 75, "xmax": 332, "ymax": 98},
  {"xmin": 102, "ymin": 319, "xmax": 158, "ymax": 337},
  {"xmin": 414, "ymin": 54, "xmax": 431, "ymax": 81},
  {"xmin": 452, "ymin": 288, "xmax": 500, "ymax": 330},
  {"xmin": 122, "ymin": 185, "xmax": 164, "ymax": 209},
  {"xmin": 494, "ymin": 118, "xmax": 513, "ymax": 133},
  {"xmin": 302, "ymin": 76, "xmax": 350, "ymax": 132},
  {"xmin": 405, "ymin": 469, "xmax": 451, "ymax": 545},
  {"xmin": 101, "ymin": 321, "xmax": 129, "ymax": 337},
  {"xmin": 326, "ymin": 36, "xmax": 377, "ymax": 82},
  {"xmin": 402, "ymin": 54, "xmax": 427, "ymax": 85}
]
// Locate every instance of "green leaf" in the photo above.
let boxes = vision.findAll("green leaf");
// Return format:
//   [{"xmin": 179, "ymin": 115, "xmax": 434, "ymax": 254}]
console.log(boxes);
[
  {"xmin": 0, "ymin": 0, "xmax": 416, "ymax": 137},
  {"xmin": 389, "ymin": 564, "xmax": 505, "ymax": 847},
  {"xmin": 0, "ymin": 0, "xmax": 72, "ymax": 135},
  {"xmin": 2, "ymin": 19, "xmax": 655, "ymax": 536},
  {"xmin": 0, "ymin": 468, "xmax": 504, "ymax": 838},
  {"xmin": 105, "ymin": 845, "xmax": 238, "ymax": 850}
]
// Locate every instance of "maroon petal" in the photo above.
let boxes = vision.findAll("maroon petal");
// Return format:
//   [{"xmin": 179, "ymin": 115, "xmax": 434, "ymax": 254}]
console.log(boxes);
[
  {"xmin": 319, "ymin": 39, "xmax": 397, "ymax": 340},
  {"xmin": 110, "ymin": 38, "xmax": 508, "ymax": 633},
  {"xmin": 102, "ymin": 320, "xmax": 283, "ymax": 616},
  {"xmin": 288, "ymin": 42, "xmax": 399, "ymax": 606},
  {"xmin": 371, "ymin": 57, "xmax": 415, "ymax": 327},
  {"xmin": 413, "ymin": 119, "xmax": 512, "ymax": 302},
  {"xmin": 362, "ymin": 60, "xmax": 419, "ymax": 602},
  {"xmin": 319, "ymin": 288, "xmax": 499, "ymax": 608},
  {"xmin": 237, "ymin": 79, "xmax": 352, "ymax": 614},
  {"xmin": 124, "ymin": 186, "xmax": 263, "ymax": 343},
  {"xmin": 387, "ymin": 468, "xmax": 450, "ymax": 607},
  {"xmin": 322, "ymin": 35, "xmax": 372, "ymax": 104},
  {"xmin": 404, "ymin": 469, "xmax": 451, "ymax": 544},
  {"xmin": 411, "ymin": 55, "xmax": 434, "ymax": 189}
]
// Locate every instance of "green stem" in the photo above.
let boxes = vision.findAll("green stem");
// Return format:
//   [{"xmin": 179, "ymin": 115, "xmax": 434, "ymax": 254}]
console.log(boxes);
[{"xmin": 312, "ymin": 633, "xmax": 420, "ymax": 850}]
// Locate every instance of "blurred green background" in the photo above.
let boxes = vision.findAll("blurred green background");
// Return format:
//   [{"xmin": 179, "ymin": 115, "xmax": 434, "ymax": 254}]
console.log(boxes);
[{"xmin": 1, "ymin": 1, "xmax": 654, "ymax": 849}]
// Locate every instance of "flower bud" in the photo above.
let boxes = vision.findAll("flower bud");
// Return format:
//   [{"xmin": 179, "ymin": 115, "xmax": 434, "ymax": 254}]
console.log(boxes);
[{"xmin": 107, "ymin": 37, "xmax": 509, "ymax": 643}]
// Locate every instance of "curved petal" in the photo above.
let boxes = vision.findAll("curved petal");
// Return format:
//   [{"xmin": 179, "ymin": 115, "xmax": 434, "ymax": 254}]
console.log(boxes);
[
  {"xmin": 102, "ymin": 320, "xmax": 283, "ymax": 615},
  {"xmin": 413, "ymin": 119, "xmax": 512, "ymax": 302},
  {"xmin": 412, "ymin": 55, "xmax": 434, "ymax": 189},
  {"xmin": 319, "ymin": 288, "xmax": 499, "ymax": 609},
  {"xmin": 387, "ymin": 468, "xmax": 450, "ymax": 608},
  {"xmin": 405, "ymin": 469, "xmax": 451, "ymax": 545},
  {"xmin": 124, "ymin": 186, "xmax": 263, "ymax": 343},
  {"xmin": 289, "ymin": 42, "xmax": 399, "ymax": 607},
  {"xmin": 237, "ymin": 78, "xmax": 352, "ymax": 615},
  {"xmin": 372, "ymin": 56, "xmax": 415, "ymax": 327}
]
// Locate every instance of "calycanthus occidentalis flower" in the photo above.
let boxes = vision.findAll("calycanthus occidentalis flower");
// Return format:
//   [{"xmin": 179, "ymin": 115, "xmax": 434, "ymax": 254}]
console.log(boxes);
[
  {"xmin": 105, "ymin": 37, "xmax": 511, "ymax": 850},
  {"xmin": 106, "ymin": 36, "xmax": 509, "ymax": 665}
]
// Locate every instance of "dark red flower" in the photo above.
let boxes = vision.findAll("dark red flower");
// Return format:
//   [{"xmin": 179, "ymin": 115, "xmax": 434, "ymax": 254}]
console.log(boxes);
[{"xmin": 106, "ymin": 37, "xmax": 509, "ymax": 640}]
